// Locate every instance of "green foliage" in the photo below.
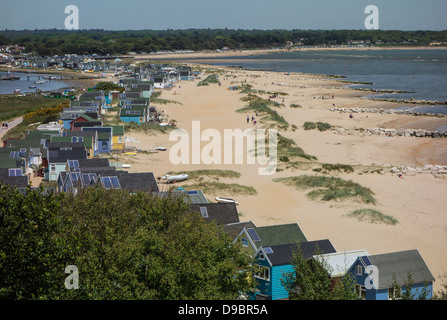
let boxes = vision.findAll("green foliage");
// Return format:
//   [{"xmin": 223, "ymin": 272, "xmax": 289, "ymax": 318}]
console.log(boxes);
[
  {"xmin": 316, "ymin": 122, "xmax": 332, "ymax": 131},
  {"xmin": 303, "ymin": 121, "xmax": 331, "ymax": 131},
  {"xmin": 0, "ymin": 185, "xmax": 69, "ymax": 299},
  {"xmin": 347, "ymin": 208, "xmax": 398, "ymax": 225},
  {"xmin": 273, "ymin": 175, "xmax": 376, "ymax": 204},
  {"xmin": 167, "ymin": 169, "xmax": 241, "ymax": 180},
  {"xmin": 321, "ymin": 163, "xmax": 354, "ymax": 173},
  {"xmin": 1, "ymin": 29, "xmax": 446, "ymax": 56},
  {"xmin": 150, "ymin": 91, "xmax": 182, "ymax": 105},
  {"xmin": 0, "ymin": 185, "xmax": 255, "ymax": 300},
  {"xmin": 0, "ymin": 95, "xmax": 64, "ymax": 122},
  {"xmin": 303, "ymin": 121, "xmax": 316, "ymax": 130},
  {"xmin": 94, "ymin": 81, "xmax": 125, "ymax": 92},
  {"xmin": 277, "ymin": 134, "xmax": 317, "ymax": 161},
  {"xmin": 281, "ymin": 244, "xmax": 359, "ymax": 300},
  {"xmin": 389, "ymin": 273, "xmax": 431, "ymax": 300},
  {"xmin": 183, "ymin": 181, "xmax": 257, "ymax": 196},
  {"xmin": 197, "ymin": 74, "xmax": 220, "ymax": 86}
]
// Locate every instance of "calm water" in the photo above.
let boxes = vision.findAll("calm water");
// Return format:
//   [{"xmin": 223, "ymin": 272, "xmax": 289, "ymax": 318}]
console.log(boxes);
[
  {"xmin": 0, "ymin": 71, "xmax": 72, "ymax": 95},
  {"xmin": 183, "ymin": 49, "xmax": 447, "ymax": 114}
]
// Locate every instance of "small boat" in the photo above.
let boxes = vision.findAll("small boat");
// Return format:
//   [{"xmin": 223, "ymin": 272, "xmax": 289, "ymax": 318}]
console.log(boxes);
[
  {"xmin": 123, "ymin": 152, "xmax": 136, "ymax": 155},
  {"xmin": 214, "ymin": 197, "xmax": 239, "ymax": 205},
  {"xmin": 1, "ymin": 75, "xmax": 20, "ymax": 80},
  {"xmin": 29, "ymin": 85, "xmax": 36, "ymax": 89},
  {"xmin": 155, "ymin": 147, "xmax": 167, "ymax": 151},
  {"xmin": 122, "ymin": 164, "xmax": 131, "ymax": 168},
  {"xmin": 34, "ymin": 80, "xmax": 45, "ymax": 84},
  {"xmin": 162, "ymin": 174, "xmax": 189, "ymax": 183},
  {"xmin": 13, "ymin": 89, "xmax": 21, "ymax": 94}
]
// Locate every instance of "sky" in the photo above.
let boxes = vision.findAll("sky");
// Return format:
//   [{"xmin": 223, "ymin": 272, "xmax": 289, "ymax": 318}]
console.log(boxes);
[{"xmin": 1, "ymin": 0, "xmax": 446, "ymax": 31}]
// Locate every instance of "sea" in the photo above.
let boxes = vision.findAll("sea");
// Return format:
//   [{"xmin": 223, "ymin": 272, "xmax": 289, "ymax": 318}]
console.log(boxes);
[
  {"xmin": 179, "ymin": 48, "xmax": 447, "ymax": 115},
  {"xmin": 0, "ymin": 71, "xmax": 74, "ymax": 95}
]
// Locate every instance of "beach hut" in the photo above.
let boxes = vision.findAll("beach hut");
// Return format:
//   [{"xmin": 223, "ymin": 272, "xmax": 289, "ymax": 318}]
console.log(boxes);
[
  {"xmin": 347, "ymin": 249, "xmax": 435, "ymax": 300},
  {"xmin": 250, "ymin": 240, "xmax": 336, "ymax": 300}
]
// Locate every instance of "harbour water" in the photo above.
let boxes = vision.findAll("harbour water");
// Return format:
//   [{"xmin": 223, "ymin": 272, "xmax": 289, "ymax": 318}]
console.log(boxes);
[
  {"xmin": 0, "ymin": 71, "xmax": 73, "ymax": 95},
  {"xmin": 181, "ymin": 48, "xmax": 447, "ymax": 115}
]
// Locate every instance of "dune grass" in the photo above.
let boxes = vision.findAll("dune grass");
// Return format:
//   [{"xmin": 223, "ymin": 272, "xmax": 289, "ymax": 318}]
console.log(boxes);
[
  {"xmin": 347, "ymin": 209, "xmax": 398, "ymax": 225},
  {"xmin": 273, "ymin": 175, "xmax": 376, "ymax": 204},
  {"xmin": 166, "ymin": 169, "xmax": 241, "ymax": 180},
  {"xmin": 123, "ymin": 122, "xmax": 174, "ymax": 134},
  {"xmin": 197, "ymin": 74, "xmax": 220, "ymax": 86},
  {"xmin": 182, "ymin": 181, "xmax": 257, "ymax": 196},
  {"xmin": 150, "ymin": 91, "xmax": 182, "ymax": 105},
  {"xmin": 303, "ymin": 121, "xmax": 332, "ymax": 131},
  {"xmin": 277, "ymin": 134, "xmax": 317, "ymax": 161}
]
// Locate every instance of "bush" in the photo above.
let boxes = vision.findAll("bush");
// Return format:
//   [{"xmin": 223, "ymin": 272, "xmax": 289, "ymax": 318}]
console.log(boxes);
[
  {"xmin": 303, "ymin": 122, "xmax": 316, "ymax": 130},
  {"xmin": 316, "ymin": 122, "xmax": 332, "ymax": 131}
]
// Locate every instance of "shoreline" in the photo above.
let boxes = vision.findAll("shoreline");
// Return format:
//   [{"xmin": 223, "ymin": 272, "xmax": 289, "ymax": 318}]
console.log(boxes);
[{"xmin": 134, "ymin": 45, "xmax": 447, "ymax": 60}]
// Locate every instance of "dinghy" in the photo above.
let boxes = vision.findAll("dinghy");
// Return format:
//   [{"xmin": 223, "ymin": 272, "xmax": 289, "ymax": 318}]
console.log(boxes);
[
  {"xmin": 214, "ymin": 197, "xmax": 239, "ymax": 205},
  {"xmin": 162, "ymin": 174, "xmax": 189, "ymax": 183}
]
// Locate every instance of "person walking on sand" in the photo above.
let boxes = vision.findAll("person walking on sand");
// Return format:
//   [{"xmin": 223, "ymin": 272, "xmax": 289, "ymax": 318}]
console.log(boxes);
[{"xmin": 247, "ymin": 115, "xmax": 250, "ymax": 124}]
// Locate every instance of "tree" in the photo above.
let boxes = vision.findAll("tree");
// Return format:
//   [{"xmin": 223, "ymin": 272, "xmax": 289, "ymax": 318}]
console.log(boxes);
[
  {"xmin": 389, "ymin": 273, "xmax": 431, "ymax": 300},
  {"xmin": 433, "ymin": 272, "xmax": 447, "ymax": 300},
  {"xmin": 1, "ymin": 184, "xmax": 255, "ymax": 299},
  {"xmin": 281, "ymin": 245, "xmax": 358, "ymax": 300},
  {"xmin": 0, "ymin": 185, "xmax": 71, "ymax": 299}
]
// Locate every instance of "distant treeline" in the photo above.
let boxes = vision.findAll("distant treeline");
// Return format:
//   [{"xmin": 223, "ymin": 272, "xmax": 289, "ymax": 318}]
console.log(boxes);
[{"xmin": 1, "ymin": 29, "xmax": 446, "ymax": 56}]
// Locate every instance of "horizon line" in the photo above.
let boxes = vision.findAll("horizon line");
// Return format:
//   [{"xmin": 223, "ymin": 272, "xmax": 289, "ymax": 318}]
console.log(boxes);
[{"xmin": 1, "ymin": 28, "xmax": 447, "ymax": 32}]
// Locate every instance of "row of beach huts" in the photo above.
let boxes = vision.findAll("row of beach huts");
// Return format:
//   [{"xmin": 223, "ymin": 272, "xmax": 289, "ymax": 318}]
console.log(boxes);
[{"xmin": 0, "ymin": 64, "xmax": 436, "ymax": 300}]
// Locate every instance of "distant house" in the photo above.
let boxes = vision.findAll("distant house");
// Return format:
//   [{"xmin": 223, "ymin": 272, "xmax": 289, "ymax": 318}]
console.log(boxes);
[
  {"xmin": 37, "ymin": 122, "xmax": 64, "ymax": 134},
  {"xmin": 58, "ymin": 158, "xmax": 115, "ymax": 193},
  {"xmin": 0, "ymin": 167, "xmax": 29, "ymax": 189},
  {"xmin": 153, "ymin": 72, "xmax": 170, "ymax": 89},
  {"xmin": 251, "ymin": 239, "xmax": 337, "ymax": 300},
  {"xmin": 81, "ymin": 127, "xmax": 112, "ymax": 154},
  {"xmin": 45, "ymin": 142, "xmax": 87, "ymax": 181},
  {"xmin": 347, "ymin": 249, "xmax": 435, "ymax": 300},
  {"xmin": 69, "ymin": 114, "xmax": 101, "ymax": 131},
  {"xmin": 119, "ymin": 105, "xmax": 148, "ymax": 124},
  {"xmin": 313, "ymin": 249, "xmax": 370, "ymax": 281},
  {"xmin": 98, "ymin": 171, "xmax": 159, "ymax": 193},
  {"xmin": 0, "ymin": 148, "xmax": 29, "ymax": 173},
  {"xmin": 103, "ymin": 125, "xmax": 125, "ymax": 152},
  {"xmin": 235, "ymin": 223, "xmax": 308, "ymax": 257},
  {"xmin": 61, "ymin": 130, "xmax": 98, "ymax": 157},
  {"xmin": 51, "ymin": 136, "xmax": 94, "ymax": 159},
  {"xmin": 222, "ymin": 221, "xmax": 256, "ymax": 242},
  {"xmin": 189, "ymin": 202, "xmax": 240, "ymax": 226}
]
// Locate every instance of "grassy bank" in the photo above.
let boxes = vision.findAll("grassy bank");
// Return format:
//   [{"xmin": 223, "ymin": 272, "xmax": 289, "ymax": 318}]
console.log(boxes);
[
  {"xmin": 273, "ymin": 175, "xmax": 376, "ymax": 204},
  {"xmin": 347, "ymin": 208, "xmax": 398, "ymax": 225},
  {"xmin": 0, "ymin": 94, "xmax": 65, "ymax": 122}
]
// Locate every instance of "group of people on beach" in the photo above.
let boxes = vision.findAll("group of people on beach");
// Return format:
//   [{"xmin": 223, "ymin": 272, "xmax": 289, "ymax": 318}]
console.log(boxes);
[
  {"xmin": 1, "ymin": 122, "xmax": 8, "ymax": 129},
  {"xmin": 247, "ymin": 110, "xmax": 259, "ymax": 126}
]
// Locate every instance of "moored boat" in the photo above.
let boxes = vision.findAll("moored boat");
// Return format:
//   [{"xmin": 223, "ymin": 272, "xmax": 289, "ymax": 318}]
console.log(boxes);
[
  {"xmin": 214, "ymin": 197, "xmax": 239, "ymax": 205},
  {"xmin": 162, "ymin": 174, "xmax": 188, "ymax": 183}
]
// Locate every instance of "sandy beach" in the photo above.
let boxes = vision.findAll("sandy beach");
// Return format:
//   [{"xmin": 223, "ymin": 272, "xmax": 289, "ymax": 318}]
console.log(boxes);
[
  {"xmin": 134, "ymin": 45, "xmax": 446, "ymax": 61},
  {"xmin": 118, "ymin": 62, "xmax": 447, "ymax": 292}
]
